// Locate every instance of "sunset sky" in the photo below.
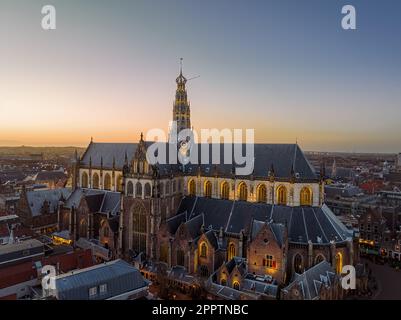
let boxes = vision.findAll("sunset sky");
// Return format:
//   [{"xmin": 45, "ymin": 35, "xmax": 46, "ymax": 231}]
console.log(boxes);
[{"xmin": 0, "ymin": 0, "xmax": 401, "ymax": 153}]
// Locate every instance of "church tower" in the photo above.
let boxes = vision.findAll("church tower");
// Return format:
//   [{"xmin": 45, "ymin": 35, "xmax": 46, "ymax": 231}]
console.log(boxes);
[{"xmin": 172, "ymin": 58, "xmax": 191, "ymax": 135}]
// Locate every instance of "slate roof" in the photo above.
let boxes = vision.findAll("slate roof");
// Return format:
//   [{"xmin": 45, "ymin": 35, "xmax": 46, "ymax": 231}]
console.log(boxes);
[
  {"xmin": 241, "ymin": 278, "xmax": 278, "ymax": 297},
  {"xmin": 325, "ymin": 184, "xmax": 363, "ymax": 199},
  {"xmin": 225, "ymin": 257, "xmax": 247, "ymax": 275},
  {"xmin": 64, "ymin": 188, "xmax": 120, "ymax": 215},
  {"xmin": 34, "ymin": 171, "xmax": 66, "ymax": 182},
  {"xmin": 81, "ymin": 143, "xmax": 137, "ymax": 169},
  {"xmin": 80, "ymin": 142, "xmax": 317, "ymax": 180},
  {"xmin": 283, "ymin": 260, "xmax": 337, "ymax": 300},
  {"xmin": 0, "ymin": 239, "xmax": 44, "ymax": 265},
  {"xmin": 26, "ymin": 188, "xmax": 72, "ymax": 217},
  {"xmin": 173, "ymin": 197, "xmax": 352, "ymax": 245},
  {"xmin": 250, "ymin": 219, "xmax": 286, "ymax": 247},
  {"xmin": 54, "ymin": 259, "xmax": 148, "ymax": 300}
]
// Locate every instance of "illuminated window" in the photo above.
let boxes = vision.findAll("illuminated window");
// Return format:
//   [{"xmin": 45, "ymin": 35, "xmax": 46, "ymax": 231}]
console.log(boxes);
[
  {"xmin": 257, "ymin": 184, "xmax": 267, "ymax": 203},
  {"xmin": 263, "ymin": 255, "xmax": 276, "ymax": 269},
  {"xmin": 204, "ymin": 180, "xmax": 212, "ymax": 198},
  {"xmin": 81, "ymin": 172, "xmax": 89, "ymax": 188},
  {"xmin": 276, "ymin": 185, "xmax": 287, "ymax": 205},
  {"xmin": 116, "ymin": 175, "xmax": 123, "ymax": 192},
  {"xmin": 335, "ymin": 252, "xmax": 343, "ymax": 274},
  {"xmin": 103, "ymin": 226, "xmax": 109, "ymax": 238},
  {"xmin": 200, "ymin": 242, "xmax": 207, "ymax": 258},
  {"xmin": 221, "ymin": 278, "xmax": 227, "ymax": 286},
  {"xmin": 221, "ymin": 181, "xmax": 229, "ymax": 200},
  {"xmin": 237, "ymin": 182, "xmax": 248, "ymax": 201},
  {"xmin": 300, "ymin": 187, "xmax": 312, "ymax": 206},
  {"xmin": 233, "ymin": 281, "xmax": 240, "ymax": 291},
  {"xmin": 104, "ymin": 173, "xmax": 111, "ymax": 190},
  {"xmin": 188, "ymin": 179, "xmax": 196, "ymax": 196},
  {"xmin": 92, "ymin": 173, "xmax": 100, "ymax": 189},
  {"xmin": 228, "ymin": 242, "xmax": 236, "ymax": 260}
]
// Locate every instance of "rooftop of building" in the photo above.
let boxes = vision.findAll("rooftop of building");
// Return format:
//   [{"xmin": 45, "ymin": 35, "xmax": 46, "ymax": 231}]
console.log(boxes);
[{"xmin": 172, "ymin": 196, "xmax": 352, "ymax": 245}]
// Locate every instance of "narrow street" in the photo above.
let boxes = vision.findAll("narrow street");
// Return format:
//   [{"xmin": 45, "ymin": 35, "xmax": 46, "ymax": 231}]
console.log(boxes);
[{"xmin": 365, "ymin": 260, "xmax": 401, "ymax": 299}]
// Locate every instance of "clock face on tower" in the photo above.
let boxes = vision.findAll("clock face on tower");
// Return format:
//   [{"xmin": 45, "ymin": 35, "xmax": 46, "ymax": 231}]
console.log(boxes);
[{"xmin": 178, "ymin": 138, "xmax": 192, "ymax": 165}]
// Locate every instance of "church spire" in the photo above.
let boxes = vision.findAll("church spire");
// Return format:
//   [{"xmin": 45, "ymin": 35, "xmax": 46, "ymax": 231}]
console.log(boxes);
[{"xmin": 172, "ymin": 58, "xmax": 191, "ymax": 135}]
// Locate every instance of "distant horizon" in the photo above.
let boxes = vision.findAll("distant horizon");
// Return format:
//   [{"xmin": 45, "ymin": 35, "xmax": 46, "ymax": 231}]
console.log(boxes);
[{"xmin": 0, "ymin": 143, "xmax": 399, "ymax": 156}]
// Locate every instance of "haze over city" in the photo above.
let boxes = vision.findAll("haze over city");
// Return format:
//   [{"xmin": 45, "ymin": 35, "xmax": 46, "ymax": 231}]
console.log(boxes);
[{"xmin": 1, "ymin": 0, "xmax": 400, "ymax": 153}]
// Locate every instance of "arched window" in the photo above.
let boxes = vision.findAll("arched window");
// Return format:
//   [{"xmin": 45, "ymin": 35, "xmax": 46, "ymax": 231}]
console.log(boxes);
[
  {"xmin": 200, "ymin": 242, "xmax": 207, "ymax": 258},
  {"xmin": 127, "ymin": 181, "xmax": 134, "ymax": 196},
  {"xmin": 116, "ymin": 175, "xmax": 123, "ymax": 192},
  {"xmin": 79, "ymin": 219, "xmax": 87, "ymax": 238},
  {"xmin": 172, "ymin": 180, "xmax": 176, "ymax": 193},
  {"xmin": 294, "ymin": 254, "xmax": 303, "ymax": 274},
  {"xmin": 62, "ymin": 212, "xmax": 70, "ymax": 229},
  {"xmin": 144, "ymin": 183, "xmax": 151, "ymax": 198},
  {"xmin": 199, "ymin": 265, "xmax": 209, "ymax": 277},
  {"xmin": 92, "ymin": 173, "xmax": 100, "ymax": 189},
  {"xmin": 335, "ymin": 252, "xmax": 343, "ymax": 274},
  {"xmin": 233, "ymin": 281, "xmax": 240, "ymax": 291},
  {"xmin": 315, "ymin": 254, "xmax": 325, "ymax": 265},
  {"xmin": 188, "ymin": 179, "xmax": 196, "ymax": 196},
  {"xmin": 160, "ymin": 243, "xmax": 168, "ymax": 263},
  {"xmin": 177, "ymin": 249, "xmax": 185, "ymax": 266},
  {"xmin": 81, "ymin": 172, "xmax": 88, "ymax": 188},
  {"xmin": 237, "ymin": 182, "xmax": 248, "ymax": 201},
  {"xmin": 159, "ymin": 182, "xmax": 164, "ymax": 197},
  {"xmin": 103, "ymin": 225, "xmax": 109, "ymax": 238},
  {"xmin": 135, "ymin": 182, "xmax": 142, "ymax": 198},
  {"xmin": 221, "ymin": 181, "xmax": 229, "ymax": 200},
  {"xmin": 132, "ymin": 204, "xmax": 147, "ymax": 253},
  {"xmin": 300, "ymin": 187, "xmax": 313, "ymax": 206},
  {"xmin": 257, "ymin": 184, "xmax": 267, "ymax": 203},
  {"xmin": 104, "ymin": 173, "xmax": 111, "ymax": 190},
  {"xmin": 166, "ymin": 181, "xmax": 170, "ymax": 195},
  {"xmin": 228, "ymin": 242, "xmax": 236, "ymax": 261},
  {"xmin": 276, "ymin": 185, "xmax": 287, "ymax": 205},
  {"xmin": 221, "ymin": 278, "xmax": 227, "ymax": 286},
  {"xmin": 204, "ymin": 180, "xmax": 212, "ymax": 198}
]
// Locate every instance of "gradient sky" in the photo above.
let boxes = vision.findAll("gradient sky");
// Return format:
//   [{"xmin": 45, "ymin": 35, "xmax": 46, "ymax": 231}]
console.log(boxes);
[{"xmin": 0, "ymin": 0, "xmax": 400, "ymax": 152}]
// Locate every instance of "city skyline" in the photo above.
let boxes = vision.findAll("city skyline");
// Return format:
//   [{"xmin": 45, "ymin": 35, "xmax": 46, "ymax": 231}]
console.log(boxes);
[{"xmin": 1, "ymin": 0, "xmax": 401, "ymax": 153}]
